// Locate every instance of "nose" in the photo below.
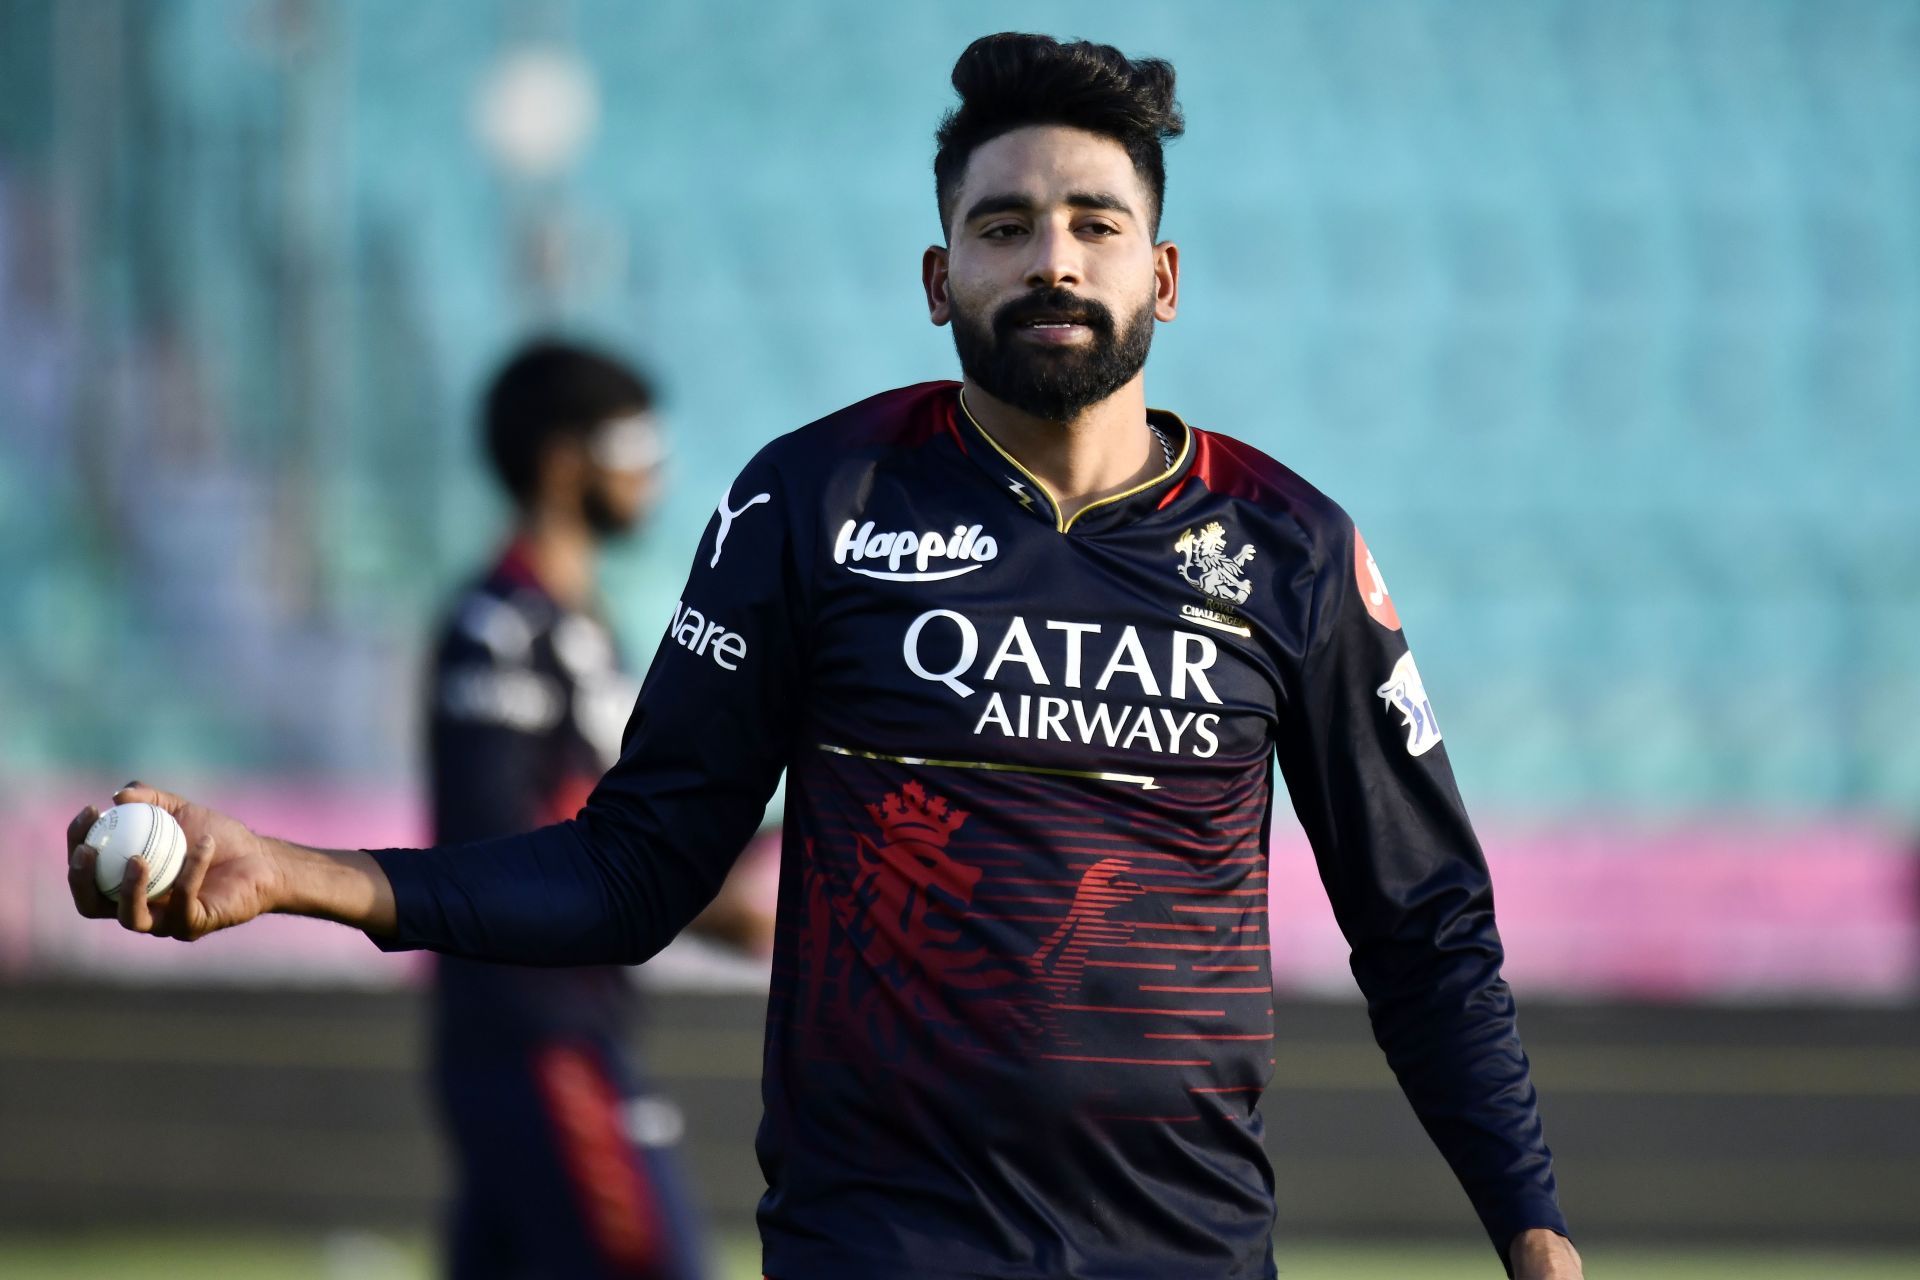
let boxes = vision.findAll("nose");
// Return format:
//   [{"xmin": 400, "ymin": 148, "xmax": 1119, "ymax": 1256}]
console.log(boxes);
[{"xmin": 1023, "ymin": 219, "xmax": 1083, "ymax": 290}]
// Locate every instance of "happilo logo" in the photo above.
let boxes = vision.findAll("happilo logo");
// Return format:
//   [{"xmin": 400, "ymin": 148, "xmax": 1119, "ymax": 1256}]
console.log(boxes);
[
  {"xmin": 1376, "ymin": 651, "xmax": 1442, "ymax": 756},
  {"xmin": 834, "ymin": 519, "xmax": 999, "ymax": 582},
  {"xmin": 1173, "ymin": 521, "xmax": 1256, "ymax": 637}
]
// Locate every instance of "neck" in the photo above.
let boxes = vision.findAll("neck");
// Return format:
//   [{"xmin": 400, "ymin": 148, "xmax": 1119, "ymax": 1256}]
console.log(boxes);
[
  {"xmin": 959, "ymin": 375, "xmax": 1160, "ymax": 523},
  {"xmin": 512, "ymin": 508, "xmax": 597, "ymax": 610}
]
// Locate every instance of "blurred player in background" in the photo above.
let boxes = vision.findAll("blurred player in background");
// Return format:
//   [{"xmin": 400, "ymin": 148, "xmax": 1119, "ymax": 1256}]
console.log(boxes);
[{"xmin": 426, "ymin": 341, "xmax": 765, "ymax": 1280}]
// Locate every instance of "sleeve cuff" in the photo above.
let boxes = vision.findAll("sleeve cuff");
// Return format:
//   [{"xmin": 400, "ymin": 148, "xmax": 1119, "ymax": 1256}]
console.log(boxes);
[
  {"xmin": 362, "ymin": 847, "xmax": 428, "ymax": 953},
  {"xmin": 1490, "ymin": 1204, "xmax": 1573, "ymax": 1278}
]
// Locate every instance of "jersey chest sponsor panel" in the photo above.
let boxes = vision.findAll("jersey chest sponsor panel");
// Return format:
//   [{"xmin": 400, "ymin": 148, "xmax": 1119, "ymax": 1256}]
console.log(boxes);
[
  {"xmin": 759, "ymin": 439, "xmax": 1297, "ymax": 1277},
  {"xmin": 780, "ymin": 467, "xmax": 1300, "ymax": 1076},
  {"xmin": 805, "ymin": 470, "xmax": 1294, "ymax": 782}
]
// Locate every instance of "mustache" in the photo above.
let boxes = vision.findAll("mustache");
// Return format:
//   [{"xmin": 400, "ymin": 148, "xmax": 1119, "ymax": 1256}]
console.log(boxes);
[{"xmin": 990, "ymin": 287, "xmax": 1116, "ymax": 339}]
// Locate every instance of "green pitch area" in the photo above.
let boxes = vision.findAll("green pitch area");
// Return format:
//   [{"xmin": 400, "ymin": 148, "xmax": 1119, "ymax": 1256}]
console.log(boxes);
[
  {"xmin": 2, "ymin": 1234, "xmax": 1919, "ymax": 1279},
  {"xmin": 1272, "ymin": 1244, "xmax": 1920, "ymax": 1279}
]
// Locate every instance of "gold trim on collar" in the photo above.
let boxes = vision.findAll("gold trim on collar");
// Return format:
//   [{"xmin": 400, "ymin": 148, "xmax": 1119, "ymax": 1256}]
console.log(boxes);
[{"xmin": 957, "ymin": 390, "xmax": 1192, "ymax": 534}]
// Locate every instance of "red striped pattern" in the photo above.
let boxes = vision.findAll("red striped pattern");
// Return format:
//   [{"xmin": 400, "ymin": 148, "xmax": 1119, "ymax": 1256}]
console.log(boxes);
[{"xmin": 531, "ymin": 1043, "xmax": 662, "ymax": 1276}]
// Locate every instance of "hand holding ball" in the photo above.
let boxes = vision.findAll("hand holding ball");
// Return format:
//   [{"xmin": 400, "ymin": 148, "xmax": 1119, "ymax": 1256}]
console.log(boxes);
[
  {"xmin": 65, "ymin": 786, "xmax": 281, "ymax": 941},
  {"xmin": 85, "ymin": 802, "xmax": 187, "ymax": 901}
]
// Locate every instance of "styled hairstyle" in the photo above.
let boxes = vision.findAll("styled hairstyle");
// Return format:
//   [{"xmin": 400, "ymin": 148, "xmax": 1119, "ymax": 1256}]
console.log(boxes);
[
  {"xmin": 483, "ymin": 339, "xmax": 654, "ymax": 507},
  {"xmin": 933, "ymin": 33, "xmax": 1184, "ymax": 238}
]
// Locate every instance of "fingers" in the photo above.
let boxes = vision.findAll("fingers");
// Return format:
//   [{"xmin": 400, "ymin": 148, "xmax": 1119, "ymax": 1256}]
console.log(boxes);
[
  {"xmin": 115, "ymin": 856, "xmax": 155, "ymax": 934},
  {"xmin": 113, "ymin": 779, "xmax": 184, "ymax": 816},
  {"xmin": 67, "ymin": 840, "xmax": 116, "ymax": 920},
  {"xmin": 66, "ymin": 804, "xmax": 101, "ymax": 852},
  {"xmin": 153, "ymin": 835, "xmax": 215, "ymax": 941},
  {"xmin": 64, "ymin": 804, "xmax": 111, "ymax": 919}
]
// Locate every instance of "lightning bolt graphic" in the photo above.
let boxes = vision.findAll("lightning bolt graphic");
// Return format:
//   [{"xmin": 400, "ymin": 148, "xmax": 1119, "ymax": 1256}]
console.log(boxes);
[{"xmin": 1007, "ymin": 478, "xmax": 1034, "ymax": 509}]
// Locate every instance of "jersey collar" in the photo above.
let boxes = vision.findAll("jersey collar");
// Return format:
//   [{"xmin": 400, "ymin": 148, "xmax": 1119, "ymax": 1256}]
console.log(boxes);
[
  {"xmin": 951, "ymin": 387, "xmax": 1194, "ymax": 535},
  {"xmin": 495, "ymin": 537, "xmax": 549, "ymax": 594},
  {"xmin": 493, "ymin": 536, "xmax": 611, "ymax": 623}
]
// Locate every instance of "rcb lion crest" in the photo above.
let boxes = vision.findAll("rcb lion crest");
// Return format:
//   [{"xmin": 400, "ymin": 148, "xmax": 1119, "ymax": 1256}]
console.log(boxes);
[{"xmin": 1174, "ymin": 521, "xmax": 1258, "ymax": 606}]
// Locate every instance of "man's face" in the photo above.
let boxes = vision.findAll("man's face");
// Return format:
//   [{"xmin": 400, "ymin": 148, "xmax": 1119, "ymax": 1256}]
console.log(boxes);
[
  {"xmin": 579, "ymin": 411, "xmax": 665, "ymax": 537},
  {"xmin": 926, "ymin": 124, "xmax": 1178, "ymax": 422}
]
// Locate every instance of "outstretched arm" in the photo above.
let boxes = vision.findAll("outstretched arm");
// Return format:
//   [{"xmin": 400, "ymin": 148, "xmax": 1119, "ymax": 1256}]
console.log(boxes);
[
  {"xmin": 65, "ymin": 783, "xmax": 395, "ymax": 940},
  {"xmin": 65, "ymin": 445, "xmax": 810, "ymax": 968}
]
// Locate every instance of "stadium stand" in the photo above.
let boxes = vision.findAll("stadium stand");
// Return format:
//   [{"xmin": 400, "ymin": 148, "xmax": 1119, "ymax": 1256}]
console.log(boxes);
[{"xmin": 0, "ymin": 0, "xmax": 1914, "ymax": 813}]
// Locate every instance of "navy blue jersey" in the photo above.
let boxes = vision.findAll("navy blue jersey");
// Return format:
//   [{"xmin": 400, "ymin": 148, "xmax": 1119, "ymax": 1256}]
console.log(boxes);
[
  {"xmin": 374, "ymin": 382, "xmax": 1567, "ymax": 1278},
  {"xmin": 426, "ymin": 544, "xmax": 641, "ymax": 1050}
]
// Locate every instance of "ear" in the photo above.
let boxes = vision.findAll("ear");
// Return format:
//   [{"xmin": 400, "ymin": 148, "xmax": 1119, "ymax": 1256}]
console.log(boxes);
[
  {"xmin": 923, "ymin": 244, "xmax": 952, "ymax": 326},
  {"xmin": 535, "ymin": 434, "xmax": 589, "ymax": 504},
  {"xmin": 1153, "ymin": 240, "xmax": 1180, "ymax": 323}
]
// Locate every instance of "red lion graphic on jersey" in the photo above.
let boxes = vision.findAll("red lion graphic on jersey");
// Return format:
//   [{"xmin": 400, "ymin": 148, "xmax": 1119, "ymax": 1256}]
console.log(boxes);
[{"xmin": 800, "ymin": 781, "xmax": 1145, "ymax": 1059}]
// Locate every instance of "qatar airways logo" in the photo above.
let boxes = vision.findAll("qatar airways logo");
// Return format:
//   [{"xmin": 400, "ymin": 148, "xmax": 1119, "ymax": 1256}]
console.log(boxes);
[
  {"xmin": 834, "ymin": 519, "xmax": 999, "ymax": 582},
  {"xmin": 903, "ymin": 609, "xmax": 1227, "ymax": 759}
]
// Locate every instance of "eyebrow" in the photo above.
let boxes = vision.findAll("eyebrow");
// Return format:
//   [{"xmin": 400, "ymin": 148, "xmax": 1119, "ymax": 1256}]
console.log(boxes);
[{"xmin": 961, "ymin": 191, "xmax": 1137, "ymax": 225}]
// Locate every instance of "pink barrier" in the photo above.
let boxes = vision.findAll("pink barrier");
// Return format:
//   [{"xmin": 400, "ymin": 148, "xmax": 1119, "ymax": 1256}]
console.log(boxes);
[
  {"xmin": 1267, "ymin": 821, "xmax": 1920, "ymax": 1001},
  {"xmin": 8, "ymin": 774, "xmax": 1916, "ymax": 999}
]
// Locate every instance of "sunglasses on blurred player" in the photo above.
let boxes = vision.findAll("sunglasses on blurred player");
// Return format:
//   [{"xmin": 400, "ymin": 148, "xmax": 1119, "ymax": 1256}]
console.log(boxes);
[{"xmin": 588, "ymin": 412, "xmax": 667, "ymax": 473}]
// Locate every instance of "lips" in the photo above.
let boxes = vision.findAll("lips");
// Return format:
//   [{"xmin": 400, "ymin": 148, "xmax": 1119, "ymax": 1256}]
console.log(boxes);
[
  {"xmin": 989, "ymin": 289, "xmax": 1115, "ymax": 344},
  {"xmin": 1013, "ymin": 310, "xmax": 1095, "ymax": 329},
  {"xmin": 1011, "ymin": 320, "xmax": 1092, "ymax": 345},
  {"xmin": 1003, "ymin": 310, "xmax": 1102, "ymax": 345}
]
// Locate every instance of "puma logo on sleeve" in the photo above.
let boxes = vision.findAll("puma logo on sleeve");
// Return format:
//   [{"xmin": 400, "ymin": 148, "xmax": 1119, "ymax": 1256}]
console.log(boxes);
[{"xmin": 711, "ymin": 484, "xmax": 772, "ymax": 568}]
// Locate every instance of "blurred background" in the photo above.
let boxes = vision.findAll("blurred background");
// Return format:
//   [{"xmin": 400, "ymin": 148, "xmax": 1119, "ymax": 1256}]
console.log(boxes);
[{"xmin": 2, "ymin": 1, "xmax": 1916, "ymax": 1277}]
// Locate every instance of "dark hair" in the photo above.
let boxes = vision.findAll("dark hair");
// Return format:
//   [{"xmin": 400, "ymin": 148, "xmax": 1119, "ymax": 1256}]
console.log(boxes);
[
  {"xmin": 933, "ymin": 33, "xmax": 1183, "ymax": 238},
  {"xmin": 482, "ymin": 339, "xmax": 653, "ymax": 507}
]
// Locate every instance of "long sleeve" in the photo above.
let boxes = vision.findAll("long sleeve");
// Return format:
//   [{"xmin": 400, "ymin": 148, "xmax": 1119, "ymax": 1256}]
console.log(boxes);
[
  {"xmin": 1272, "ymin": 516, "xmax": 1568, "ymax": 1268},
  {"xmin": 368, "ymin": 446, "xmax": 809, "ymax": 967}
]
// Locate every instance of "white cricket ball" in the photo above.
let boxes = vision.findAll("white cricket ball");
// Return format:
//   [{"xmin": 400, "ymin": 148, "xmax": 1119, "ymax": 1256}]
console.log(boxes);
[{"xmin": 85, "ymin": 802, "xmax": 187, "ymax": 902}]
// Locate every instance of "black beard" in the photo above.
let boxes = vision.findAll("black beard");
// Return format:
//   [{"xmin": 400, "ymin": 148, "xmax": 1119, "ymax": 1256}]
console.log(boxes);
[
  {"xmin": 582, "ymin": 485, "xmax": 639, "ymax": 538},
  {"xmin": 949, "ymin": 285, "xmax": 1156, "ymax": 422}
]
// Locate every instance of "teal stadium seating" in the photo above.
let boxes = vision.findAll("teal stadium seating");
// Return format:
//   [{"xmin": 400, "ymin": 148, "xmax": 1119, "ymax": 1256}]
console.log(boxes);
[{"xmin": 0, "ymin": 0, "xmax": 1914, "ymax": 812}]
